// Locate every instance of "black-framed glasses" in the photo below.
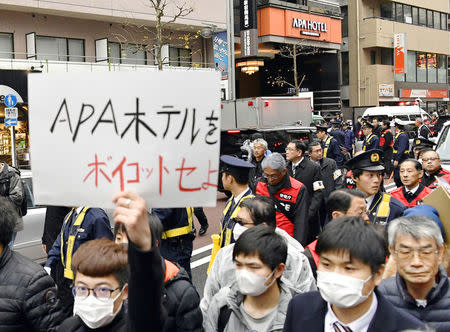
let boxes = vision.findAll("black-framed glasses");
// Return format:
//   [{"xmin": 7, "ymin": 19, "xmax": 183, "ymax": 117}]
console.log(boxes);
[
  {"xmin": 394, "ymin": 248, "xmax": 439, "ymax": 260},
  {"xmin": 231, "ymin": 217, "xmax": 254, "ymax": 227},
  {"xmin": 72, "ymin": 285, "xmax": 121, "ymax": 302},
  {"xmin": 263, "ymin": 173, "xmax": 281, "ymax": 180}
]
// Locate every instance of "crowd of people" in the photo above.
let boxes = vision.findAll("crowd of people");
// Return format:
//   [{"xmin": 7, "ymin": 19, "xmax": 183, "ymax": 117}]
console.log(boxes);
[{"xmin": 0, "ymin": 110, "xmax": 449, "ymax": 331}]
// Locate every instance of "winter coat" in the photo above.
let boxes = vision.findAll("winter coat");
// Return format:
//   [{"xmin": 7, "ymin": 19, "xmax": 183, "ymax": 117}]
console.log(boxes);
[
  {"xmin": 204, "ymin": 282, "xmax": 293, "ymax": 332},
  {"xmin": 0, "ymin": 246, "xmax": 66, "ymax": 331},
  {"xmin": 162, "ymin": 260, "xmax": 203, "ymax": 332},
  {"xmin": 378, "ymin": 266, "xmax": 450, "ymax": 332},
  {"xmin": 0, "ymin": 162, "xmax": 24, "ymax": 231},
  {"xmin": 200, "ymin": 227, "xmax": 316, "ymax": 314}
]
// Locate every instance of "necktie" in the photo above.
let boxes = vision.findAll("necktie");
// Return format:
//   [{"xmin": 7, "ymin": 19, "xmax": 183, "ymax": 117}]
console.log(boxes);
[
  {"xmin": 333, "ymin": 322, "xmax": 353, "ymax": 332},
  {"xmin": 292, "ymin": 165, "xmax": 296, "ymax": 176},
  {"xmin": 405, "ymin": 191, "xmax": 414, "ymax": 201}
]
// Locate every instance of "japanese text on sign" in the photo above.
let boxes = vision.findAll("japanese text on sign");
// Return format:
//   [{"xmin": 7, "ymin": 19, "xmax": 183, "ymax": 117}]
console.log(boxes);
[{"xmin": 28, "ymin": 71, "xmax": 221, "ymax": 208}]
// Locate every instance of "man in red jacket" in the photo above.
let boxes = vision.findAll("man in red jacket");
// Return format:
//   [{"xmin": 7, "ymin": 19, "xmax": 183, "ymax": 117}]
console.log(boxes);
[
  {"xmin": 391, "ymin": 159, "xmax": 432, "ymax": 208},
  {"xmin": 256, "ymin": 152, "xmax": 310, "ymax": 245}
]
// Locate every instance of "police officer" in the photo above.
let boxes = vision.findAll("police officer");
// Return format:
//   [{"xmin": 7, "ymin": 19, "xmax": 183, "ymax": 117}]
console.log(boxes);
[
  {"xmin": 346, "ymin": 150, "xmax": 406, "ymax": 229},
  {"xmin": 420, "ymin": 149, "xmax": 450, "ymax": 189},
  {"xmin": 219, "ymin": 155, "xmax": 254, "ymax": 248},
  {"xmin": 286, "ymin": 139, "xmax": 324, "ymax": 242},
  {"xmin": 45, "ymin": 206, "xmax": 114, "ymax": 315},
  {"xmin": 153, "ymin": 207, "xmax": 196, "ymax": 279},
  {"xmin": 361, "ymin": 121, "xmax": 379, "ymax": 151},
  {"xmin": 411, "ymin": 137, "xmax": 436, "ymax": 159},
  {"xmin": 393, "ymin": 120, "xmax": 410, "ymax": 188},
  {"xmin": 316, "ymin": 125, "xmax": 343, "ymax": 167}
]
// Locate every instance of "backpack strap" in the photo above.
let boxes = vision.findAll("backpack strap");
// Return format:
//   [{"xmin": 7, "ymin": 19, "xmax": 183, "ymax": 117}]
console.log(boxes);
[{"xmin": 218, "ymin": 305, "xmax": 232, "ymax": 332}]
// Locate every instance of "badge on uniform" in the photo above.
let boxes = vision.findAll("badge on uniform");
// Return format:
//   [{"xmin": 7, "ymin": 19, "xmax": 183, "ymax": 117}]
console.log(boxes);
[
  {"xmin": 370, "ymin": 153, "xmax": 380, "ymax": 162},
  {"xmin": 415, "ymin": 139, "xmax": 421, "ymax": 145},
  {"xmin": 313, "ymin": 180, "xmax": 325, "ymax": 191},
  {"xmin": 333, "ymin": 169, "xmax": 342, "ymax": 180}
]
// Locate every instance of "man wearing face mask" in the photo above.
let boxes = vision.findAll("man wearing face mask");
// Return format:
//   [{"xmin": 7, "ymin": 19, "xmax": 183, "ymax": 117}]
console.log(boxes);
[
  {"xmin": 204, "ymin": 225, "xmax": 291, "ymax": 332},
  {"xmin": 283, "ymin": 217, "xmax": 425, "ymax": 332},
  {"xmin": 58, "ymin": 191, "xmax": 164, "ymax": 331},
  {"xmin": 201, "ymin": 196, "xmax": 316, "ymax": 314}
]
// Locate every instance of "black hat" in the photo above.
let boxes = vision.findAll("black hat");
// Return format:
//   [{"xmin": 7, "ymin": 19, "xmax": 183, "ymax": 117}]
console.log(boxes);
[
  {"xmin": 315, "ymin": 125, "xmax": 328, "ymax": 132},
  {"xmin": 220, "ymin": 155, "xmax": 254, "ymax": 179},
  {"xmin": 413, "ymin": 137, "xmax": 436, "ymax": 149},
  {"xmin": 345, "ymin": 150, "xmax": 385, "ymax": 171},
  {"xmin": 361, "ymin": 121, "xmax": 374, "ymax": 129}
]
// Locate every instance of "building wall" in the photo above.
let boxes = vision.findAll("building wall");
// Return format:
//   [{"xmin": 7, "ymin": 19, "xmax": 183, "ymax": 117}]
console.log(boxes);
[
  {"xmin": 0, "ymin": 0, "xmax": 226, "ymax": 28},
  {"xmin": 348, "ymin": 0, "xmax": 450, "ymax": 108}
]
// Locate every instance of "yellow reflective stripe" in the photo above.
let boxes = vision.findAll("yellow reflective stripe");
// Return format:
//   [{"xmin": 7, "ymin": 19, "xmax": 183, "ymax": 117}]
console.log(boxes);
[
  {"xmin": 219, "ymin": 194, "xmax": 254, "ymax": 247},
  {"xmin": 323, "ymin": 136, "xmax": 332, "ymax": 158},
  {"xmin": 377, "ymin": 194, "xmax": 391, "ymax": 218},
  {"xmin": 224, "ymin": 229, "xmax": 232, "ymax": 247},
  {"xmin": 63, "ymin": 207, "xmax": 90, "ymax": 280},
  {"xmin": 162, "ymin": 207, "xmax": 193, "ymax": 239}
]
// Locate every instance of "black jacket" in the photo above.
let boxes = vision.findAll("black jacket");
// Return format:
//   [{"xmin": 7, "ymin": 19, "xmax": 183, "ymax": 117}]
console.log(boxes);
[
  {"xmin": 248, "ymin": 157, "xmax": 264, "ymax": 192},
  {"xmin": 287, "ymin": 158, "xmax": 323, "ymax": 219},
  {"xmin": 162, "ymin": 261, "xmax": 203, "ymax": 332},
  {"xmin": 283, "ymin": 290, "xmax": 425, "ymax": 332},
  {"xmin": 378, "ymin": 266, "xmax": 450, "ymax": 332},
  {"xmin": 0, "ymin": 246, "xmax": 66, "ymax": 331},
  {"xmin": 317, "ymin": 157, "xmax": 343, "ymax": 198},
  {"xmin": 57, "ymin": 242, "xmax": 164, "ymax": 332}
]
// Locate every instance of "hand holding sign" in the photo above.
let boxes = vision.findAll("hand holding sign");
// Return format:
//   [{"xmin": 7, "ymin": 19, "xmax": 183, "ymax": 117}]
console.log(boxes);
[{"xmin": 113, "ymin": 190, "xmax": 152, "ymax": 251}]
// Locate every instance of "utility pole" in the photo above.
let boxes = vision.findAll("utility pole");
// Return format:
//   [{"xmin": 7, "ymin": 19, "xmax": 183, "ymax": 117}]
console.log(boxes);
[{"xmin": 226, "ymin": 0, "xmax": 236, "ymax": 101}]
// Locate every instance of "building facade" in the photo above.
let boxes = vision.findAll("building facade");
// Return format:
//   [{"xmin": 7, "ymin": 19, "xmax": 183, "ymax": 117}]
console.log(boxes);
[
  {"xmin": 0, "ymin": 0, "xmax": 225, "ymax": 167},
  {"xmin": 345, "ymin": 0, "xmax": 449, "ymax": 115}
]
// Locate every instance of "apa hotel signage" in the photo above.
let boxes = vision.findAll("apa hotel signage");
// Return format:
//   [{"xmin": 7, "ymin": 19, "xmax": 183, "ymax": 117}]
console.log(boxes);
[{"xmin": 292, "ymin": 18, "xmax": 328, "ymax": 37}]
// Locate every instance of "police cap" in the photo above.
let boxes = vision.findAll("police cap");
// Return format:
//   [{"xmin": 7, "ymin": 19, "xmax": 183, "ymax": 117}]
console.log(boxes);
[
  {"xmin": 345, "ymin": 149, "xmax": 385, "ymax": 171},
  {"xmin": 315, "ymin": 125, "xmax": 328, "ymax": 133},
  {"xmin": 413, "ymin": 137, "xmax": 436, "ymax": 149},
  {"xmin": 361, "ymin": 121, "xmax": 374, "ymax": 129},
  {"xmin": 220, "ymin": 155, "xmax": 254, "ymax": 179}
]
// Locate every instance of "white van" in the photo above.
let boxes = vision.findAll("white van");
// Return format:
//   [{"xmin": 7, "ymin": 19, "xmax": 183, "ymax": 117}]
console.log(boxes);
[{"xmin": 362, "ymin": 105, "xmax": 430, "ymax": 126}]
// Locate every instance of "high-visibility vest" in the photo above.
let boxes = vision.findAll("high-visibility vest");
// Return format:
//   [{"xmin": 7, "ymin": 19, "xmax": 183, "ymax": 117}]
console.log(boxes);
[
  {"xmin": 161, "ymin": 207, "xmax": 194, "ymax": 239},
  {"xmin": 323, "ymin": 136, "xmax": 333, "ymax": 158},
  {"xmin": 61, "ymin": 207, "xmax": 90, "ymax": 280},
  {"xmin": 362, "ymin": 134, "xmax": 376, "ymax": 151},
  {"xmin": 368, "ymin": 193, "xmax": 391, "ymax": 227},
  {"xmin": 393, "ymin": 132, "xmax": 409, "ymax": 155}
]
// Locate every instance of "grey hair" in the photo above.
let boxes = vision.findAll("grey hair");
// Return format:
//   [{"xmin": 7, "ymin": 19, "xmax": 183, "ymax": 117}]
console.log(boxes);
[
  {"xmin": 253, "ymin": 138, "xmax": 268, "ymax": 150},
  {"xmin": 388, "ymin": 216, "xmax": 444, "ymax": 248},
  {"xmin": 261, "ymin": 152, "xmax": 286, "ymax": 172}
]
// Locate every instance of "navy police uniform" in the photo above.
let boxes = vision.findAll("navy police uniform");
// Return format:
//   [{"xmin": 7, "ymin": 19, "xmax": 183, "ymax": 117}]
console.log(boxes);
[
  {"xmin": 153, "ymin": 207, "xmax": 195, "ymax": 279},
  {"xmin": 317, "ymin": 126, "xmax": 343, "ymax": 167},
  {"xmin": 219, "ymin": 155, "xmax": 254, "ymax": 248},
  {"xmin": 361, "ymin": 122, "xmax": 380, "ymax": 152},
  {"xmin": 393, "ymin": 122, "xmax": 410, "ymax": 187},
  {"xmin": 345, "ymin": 150, "xmax": 406, "ymax": 229}
]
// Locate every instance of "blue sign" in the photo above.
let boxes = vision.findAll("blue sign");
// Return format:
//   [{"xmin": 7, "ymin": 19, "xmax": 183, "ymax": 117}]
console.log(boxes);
[
  {"xmin": 213, "ymin": 32, "xmax": 228, "ymax": 80},
  {"xmin": 4, "ymin": 118, "xmax": 17, "ymax": 127},
  {"xmin": 4, "ymin": 94, "xmax": 17, "ymax": 108}
]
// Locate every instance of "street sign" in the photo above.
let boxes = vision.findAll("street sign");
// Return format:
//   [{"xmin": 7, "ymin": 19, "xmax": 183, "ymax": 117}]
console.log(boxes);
[
  {"xmin": 4, "ymin": 118, "xmax": 17, "ymax": 127},
  {"xmin": 5, "ymin": 107, "xmax": 18, "ymax": 119},
  {"xmin": 4, "ymin": 94, "xmax": 17, "ymax": 108}
]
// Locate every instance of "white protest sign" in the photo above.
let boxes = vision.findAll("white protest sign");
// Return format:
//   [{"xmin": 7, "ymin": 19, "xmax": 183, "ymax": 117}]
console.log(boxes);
[{"xmin": 28, "ymin": 71, "xmax": 221, "ymax": 208}]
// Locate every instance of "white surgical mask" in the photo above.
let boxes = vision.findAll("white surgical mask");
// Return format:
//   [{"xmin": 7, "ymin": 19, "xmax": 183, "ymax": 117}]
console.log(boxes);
[
  {"xmin": 317, "ymin": 271, "xmax": 373, "ymax": 308},
  {"xmin": 233, "ymin": 223, "xmax": 248, "ymax": 241},
  {"xmin": 235, "ymin": 268, "xmax": 276, "ymax": 296},
  {"xmin": 73, "ymin": 289, "xmax": 124, "ymax": 329}
]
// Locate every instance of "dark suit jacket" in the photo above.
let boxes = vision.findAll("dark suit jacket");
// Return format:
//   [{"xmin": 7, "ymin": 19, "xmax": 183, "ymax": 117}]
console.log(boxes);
[{"xmin": 283, "ymin": 290, "xmax": 425, "ymax": 332}]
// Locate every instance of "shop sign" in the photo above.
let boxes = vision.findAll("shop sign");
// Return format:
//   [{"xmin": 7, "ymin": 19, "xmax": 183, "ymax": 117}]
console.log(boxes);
[
  {"xmin": 213, "ymin": 32, "xmax": 228, "ymax": 80},
  {"xmin": 240, "ymin": 0, "xmax": 258, "ymax": 57},
  {"xmin": 292, "ymin": 18, "xmax": 328, "ymax": 37},
  {"xmin": 394, "ymin": 33, "xmax": 407, "ymax": 74},
  {"xmin": 379, "ymin": 84, "xmax": 394, "ymax": 97},
  {"xmin": 28, "ymin": 71, "xmax": 221, "ymax": 208},
  {"xmin": 400, "ymin": 89, "xmax": 448, "ymax": 98}
]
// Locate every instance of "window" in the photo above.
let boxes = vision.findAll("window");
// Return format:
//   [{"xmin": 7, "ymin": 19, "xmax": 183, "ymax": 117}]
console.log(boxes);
[
  {"xmin": 169, "ymin": 47, "xmax": 191, "ymax": 67},
  {"xmin": 403, "ymin": 5, "xmax": 412, "ymax": 24},
  {"xmin": 416, "ymin": 53, "xmax": 427, "ymax": 82},
  {"xmin": 434, "ymin": 12, "xmax": 441, "ymax": 29},
  {"xmin": 427, "ymin": 53, "xmax": 437, "ymax": 83},
  {"xmin": 0, "ymin": 33, "xmax": 13, "ymax": 59},
  {"xmin": 442, "ymin": 13, "xmax": 447, "ymax": 30},
  {"xmin": 370, "ymin": 50, "xmax": 376, "ymax": 65},
  {"xmin": 419, "ymin": 8, "xmax": 426, "ymax": 26},
  {"xmin": 121, "ymin": 44, "xmax": 146, "ymax": 65},
  {"xmin": 412, "ymin": 7, "xmax": 419, "ymax": 25},
  {"xmin": 427, "ymin": 10, "xmax": 433, "ymax": 28},
  {"xmin": 406, "ymin": 51, "xmax": 416, "ymax": 82},
  {"xmin": 380, "ymin": 3, "xmax": 393, "ymax": 19},
  {"xmin": 36, "ymin": 36, "xmax": 84, "ymax": 62},
  {"xmin": 108, "ymin": 42, "xmax": 120, "ymax": 63},
  {"xmin": 342, "ymin": 6, "xmax": 348, "ymax": 38},
  {"xmin": 395, "ymin": 3, "xmax": 403, "ymax": 22},
  {"xmin": 380, "ymin": 48, "xmax": 393, "ymax": 65},
  {"xmin": 437, "ymin": 54, "xmax": 447, "ymax": 83},
  {"xmin": 342, "ymin": 52, "xmax": 349, "ymax": 85}
]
